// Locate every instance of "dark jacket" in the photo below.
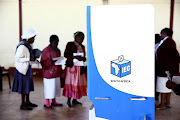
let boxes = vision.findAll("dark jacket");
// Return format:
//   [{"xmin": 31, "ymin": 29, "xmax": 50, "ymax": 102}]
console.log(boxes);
[
  {"xmin": 64, "ymin": 41, "xmax": 86, "ymax": 67},
  {"xmin": 157, "ymin": 37, "xmax": 179, "ymax": 77}
]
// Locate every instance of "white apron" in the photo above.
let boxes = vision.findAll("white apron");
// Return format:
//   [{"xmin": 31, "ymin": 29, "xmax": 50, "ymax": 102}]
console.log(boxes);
[{"xmin": 156, "ymin": 76, "xmax": 172, "ymax": 93}]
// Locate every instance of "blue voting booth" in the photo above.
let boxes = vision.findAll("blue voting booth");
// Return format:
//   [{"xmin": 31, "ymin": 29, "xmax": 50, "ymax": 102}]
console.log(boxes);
[{"xmin": 87, "ymin": 5, "xmax": 154, "ymax": 120}]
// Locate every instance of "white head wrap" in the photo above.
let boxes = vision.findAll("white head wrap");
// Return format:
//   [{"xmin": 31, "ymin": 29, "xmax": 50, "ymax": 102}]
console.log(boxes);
[{"xmin": 21, "ymin": 29, "xmax": 36, "ymax": 40}]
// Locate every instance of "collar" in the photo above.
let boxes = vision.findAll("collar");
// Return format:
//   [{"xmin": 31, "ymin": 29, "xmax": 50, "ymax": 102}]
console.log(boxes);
[
  {"xmin": 49, "ymin": 44, "xmax": 59, "ymax": 51},
  {"xmin": 155, "ymin": 36, "xmax": 169, "ymax": 53},
  {"xmin": 162, "ymin": 36, "xmax": 169, "ymax": 42},
  {"xmin": 159, "ymin": 36, "xmax": 169, "ymax": 46}
]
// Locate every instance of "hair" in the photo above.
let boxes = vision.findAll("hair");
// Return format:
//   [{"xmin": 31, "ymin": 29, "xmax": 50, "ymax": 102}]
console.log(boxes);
[
  {"xmin": 155, "ymin": 34, "xmax": 161, "ymax": 44},
  {"xmin": 49, "ymin": 35, "xmax": 59, "ymax": 43},
  {"xmin": 161, "ymin": 28, "xmax": 173, "ymax": 37},
  {"xmin": 74, "ymin": 31, "xmax": 84, "ymax": 40}
]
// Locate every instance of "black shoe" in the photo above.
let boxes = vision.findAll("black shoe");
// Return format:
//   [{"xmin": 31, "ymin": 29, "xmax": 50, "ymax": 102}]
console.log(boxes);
[
  {"xmin": 26, "ymin": 102, "xmax": 38, "ymax": 107},
  {"xmin": 20, "ymin": 105, "xmax": 33, "ymax": 110},
  {"xmin": 72, "ymin": 100, "xmax": 82, "ymax": 105},
  {"xmin": 67, "ymin": 101, "xmax": 71, "ymax": 108},
  {"xmin": 43, "ymin": 104, "xmax": 54, "ymax": 109},
  {"xmin": 51, "ymin": 103, "xmax": 63, "ymax": 107}
]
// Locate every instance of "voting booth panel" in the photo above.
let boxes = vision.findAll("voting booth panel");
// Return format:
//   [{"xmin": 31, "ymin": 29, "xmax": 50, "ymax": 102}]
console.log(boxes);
[{"xmin": 87, "ymin": 5, "xmax": 154, "ymax": 120}]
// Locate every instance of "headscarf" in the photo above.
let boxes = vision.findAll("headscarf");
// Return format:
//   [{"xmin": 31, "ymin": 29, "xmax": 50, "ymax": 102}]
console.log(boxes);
[{"xmin": 21, "ymin": 29, "xmax": 36, "ymax": 40}]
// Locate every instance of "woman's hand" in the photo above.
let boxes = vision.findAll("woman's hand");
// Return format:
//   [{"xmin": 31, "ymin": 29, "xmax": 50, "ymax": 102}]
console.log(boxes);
[
  {"xmin": 74, "ymin": 56, "xmax": 84, "ymax": 61},
  {"xmin": 51, "ymin": 59, "xmax": 57, "ymax": 63},
  {"xmin": 30, "ymin": 56, "xmax": 35, "ymax": 61},
  {"xmin": 166, "ymin": 80, "xmax": 177, "ymax": 89}
]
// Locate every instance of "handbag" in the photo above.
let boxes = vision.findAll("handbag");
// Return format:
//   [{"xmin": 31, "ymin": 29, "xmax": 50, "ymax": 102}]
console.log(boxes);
[
  {"xmin": 166, "ymin": 76, "xmax": 180, "ymax": 96},
  {"xmin": 80, "ymin": 66, "xmax": 87, "ymax": 75}
]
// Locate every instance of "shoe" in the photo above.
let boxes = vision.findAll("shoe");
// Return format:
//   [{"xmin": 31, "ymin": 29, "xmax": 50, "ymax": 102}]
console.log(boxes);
[
  {"xmin": 155, "ymin": 100, "xmax": 159, "ymax": 103},
  {"xmin": 44, "ymin": 104, "xmax": 54, "ymax": 109},
  {"xmin": 166, "ymin": 104, "xmax": 171, "ymax": 108},
  {"xmin": 67, "ymin": 101, "xmax": 71, "ymax": 108},
  {"xmin": 20, "ymin": 105, "xmax": 32, "ymax": 110},
  {"xmin": 156, "ymin": 106, "xmax": 166, "ymax": 110},
  {"xmin": 72, "ymin": 100, "xmax": 82, "ymax": 105},
  {"xmin": 26, "ymin": 102, "xmax": 38, "ymax": 107},
  {"xmin": 51, "ymin": 103, "xmax": 63, "ymax": 107}
]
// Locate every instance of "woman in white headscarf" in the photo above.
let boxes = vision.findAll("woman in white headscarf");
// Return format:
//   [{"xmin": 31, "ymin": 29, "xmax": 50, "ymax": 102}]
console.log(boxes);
[{"xmin": 12, "ymin": 29, "xmax": 38, "ymax": 110}]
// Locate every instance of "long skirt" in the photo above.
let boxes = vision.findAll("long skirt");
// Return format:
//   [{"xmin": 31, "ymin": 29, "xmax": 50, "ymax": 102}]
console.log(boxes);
[
  {"xmin": 43, "ymin": 77, "xmax": 61, "ymax": 99},
  {"xmin": 63, "ymin": 66, "xmax": 87, "ymax": 99},
  {"xmin": 12, "ymin": 65, "xmax": 34, "ymax": 94},
  {"xmin": 156, "ymin": 76, "xmax": 172, "ymax": 93}
]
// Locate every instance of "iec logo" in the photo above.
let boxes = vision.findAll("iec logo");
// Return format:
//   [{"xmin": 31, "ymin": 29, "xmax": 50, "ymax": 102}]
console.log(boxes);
[{"xmin": 111, "ymin": 55, "xmax": 131, "ymax": 78}]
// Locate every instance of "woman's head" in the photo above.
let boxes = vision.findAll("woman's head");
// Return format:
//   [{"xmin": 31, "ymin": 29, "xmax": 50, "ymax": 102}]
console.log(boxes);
[
  {"xmin": 27, "ymin": 36, "xmax": 36, "ymax": 44},
  {"xmin": 74, "ymin": 31, "xmax": 84, "ymax": 44},
  {"xmin": 49, "ymin": 35, "xmax": 59, "ymax": 48},
  {"xmin": 21, "ymin": 29, "xmax": 36, "ymax": 44},
  {"xmin": 160, "ymin": 28, "xmax": 173, "ymax": 39}
]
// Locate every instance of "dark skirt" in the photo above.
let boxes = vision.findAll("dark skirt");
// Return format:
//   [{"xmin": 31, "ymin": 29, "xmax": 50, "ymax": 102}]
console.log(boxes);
[{"xmin": 12, "ymin": 65, "xmax": 34, "ymax": 94}]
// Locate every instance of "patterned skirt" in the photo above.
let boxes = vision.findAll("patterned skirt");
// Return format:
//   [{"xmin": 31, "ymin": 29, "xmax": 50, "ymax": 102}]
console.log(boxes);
[{"xmin": 63, "ymin": 66, "xmax": 87, "ymax": 99}]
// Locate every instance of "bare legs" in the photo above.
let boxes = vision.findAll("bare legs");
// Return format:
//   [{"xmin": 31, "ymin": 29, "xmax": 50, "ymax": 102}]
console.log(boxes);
[
  {"xmin": 158, "ymin": 93, "xmax": 166, "ymax": 108},
  {"xmin": 21, "ymin": 94, "xmax": 37, "ymax": 110},
  {"xmin": 157, "ymin": 92, "xmax": 171, "ymax": 110}
]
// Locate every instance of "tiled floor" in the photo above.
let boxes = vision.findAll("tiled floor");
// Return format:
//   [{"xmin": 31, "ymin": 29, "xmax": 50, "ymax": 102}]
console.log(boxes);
[
  {"xmin": 0, "ymin": 76, "xmax": 92, "ymax": 120},
  {"xmin": 155, "ymin": 93, "xmax": 180, "ymax": 120},
  {"xmin": 0, "ymin": 76, "xmax": 180, "ymax": 120}
]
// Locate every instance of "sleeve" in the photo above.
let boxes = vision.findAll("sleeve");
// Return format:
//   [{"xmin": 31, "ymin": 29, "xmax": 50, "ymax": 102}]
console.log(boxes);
[
  {"xmin": 64, "ymin": 42, "xmax": 73, "ymax": 60},
  {"xmin": 40, "ymin": 48, "xmax": 54, "ymax": 69},
  {"xmin": 166, "ymin": 40, "xmax": 179, "ymax": 60},
  {"xmin": 15, "ymin": 45, "xmax": 30, "ymax": 63},
  {"xmin": 165, "ymin": 40, "xmax": 180, "ymax": 75}
]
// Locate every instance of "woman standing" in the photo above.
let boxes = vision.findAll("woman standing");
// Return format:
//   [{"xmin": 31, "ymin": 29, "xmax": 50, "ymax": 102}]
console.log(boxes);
[
  {"xmin": 63, "ymin": 31, "xmax": 87, "ymax": 107},
  {"xmin": 12, "ymin": 29, "xmax": 38, "ymax": 110},
  {"xmin": 41, "ymin": 35, "xmax": 63, "ymax": 109},
  {"xmin": 156, "ymin": 28, "xmax": 179, "ymax": 110}
]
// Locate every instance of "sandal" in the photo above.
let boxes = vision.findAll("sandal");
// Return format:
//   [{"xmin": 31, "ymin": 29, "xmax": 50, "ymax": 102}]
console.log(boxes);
[
  {"xmin": 72, "ymin": 100, "xmax": 82, "ymax": 105},
  {"xmin": 156, "ymin": 106, "xmax": 166, "ymax": 110},
  {"xmin": 20, "ymin": 105, "xmax": 32, "ymax": 110},
  {"xmin": 51, "ymin": 103, "xmax": 63, "ymax": 107},
  {"xmin": 166, "ymin": 104, "xmax": 171, "ymax": 108},
  {"xmin": 26, "ymin": 102, "xmax": 38, "ymax": 107},
  {"xmin": 67, "ymin": 101, "xmax": 71, "ymax": 108},
  {"xmin": 44, "ymin": 104, "xmax": 54, "ymax": 109}
]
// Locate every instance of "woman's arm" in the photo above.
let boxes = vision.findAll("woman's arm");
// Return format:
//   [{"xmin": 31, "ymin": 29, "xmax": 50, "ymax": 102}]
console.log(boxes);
[
  {"xmin": 166, "ymin": 39, "xmax": 179, "ymax": 59},
  {"xmin": 15, "ymin": 45, "xmax": 30, "ymax": 63},
  {"xmin": 40, "ymin": 48, "xmax": 54, "ymax": 68},
  {"xmin": 64, "ymin": 42, "xmax": 74, "ymax": 60}
]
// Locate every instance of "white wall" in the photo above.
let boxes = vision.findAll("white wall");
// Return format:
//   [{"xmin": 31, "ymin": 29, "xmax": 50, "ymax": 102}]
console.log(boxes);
[
  {"xmin": 0, "ymin": 0, "xmax": 180, "ymax": 69},
  {"xmin": 0, "ymin": 0, "xmax": 19, "ymax": 68},
  {"xmin": 109, "ymin": 0, "xmax": 171, "ymax": 33},
  {"xmin": 174, "ymin": 0, "xmax": 180, "ymax": 52}
]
